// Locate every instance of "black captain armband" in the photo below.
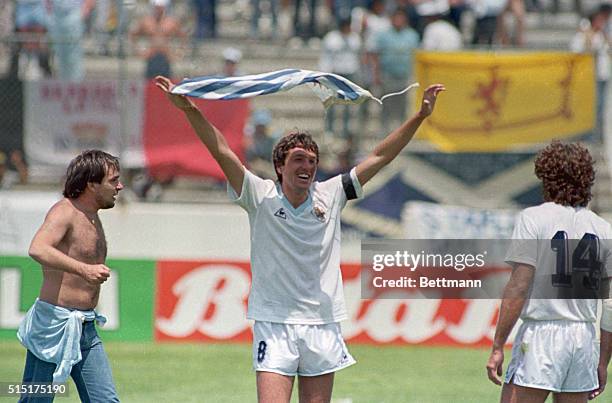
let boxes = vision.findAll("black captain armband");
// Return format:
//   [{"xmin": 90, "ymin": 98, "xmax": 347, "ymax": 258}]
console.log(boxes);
[{"xmin": 341, "ymin": 173, "xmax": 358, "ymax": 200}]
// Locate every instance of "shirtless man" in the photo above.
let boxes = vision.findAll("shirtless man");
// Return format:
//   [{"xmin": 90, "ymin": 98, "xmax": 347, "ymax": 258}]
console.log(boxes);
[
  {"xmin": 130, "ymin": 0, "xmax": 186, "ymax": 79},
  {"xmin": 18, "ymin": 150, "xmax": 122, "ymax": 402}
]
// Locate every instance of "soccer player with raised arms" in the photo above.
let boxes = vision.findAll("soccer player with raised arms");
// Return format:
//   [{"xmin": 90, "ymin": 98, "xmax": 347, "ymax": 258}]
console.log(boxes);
[
  {"xmin": 487, "ymin": 141, "xmax": 612, "ymax": 403},
  {"xmin": 156, "ymin": 75, "xmax": 444, "ymax": 403}
]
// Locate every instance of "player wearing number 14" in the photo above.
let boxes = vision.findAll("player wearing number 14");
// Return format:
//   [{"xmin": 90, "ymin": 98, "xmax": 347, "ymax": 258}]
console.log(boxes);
[{"xmin": 486, "ymin": 141, "xmax": 612, "ymax": 403}]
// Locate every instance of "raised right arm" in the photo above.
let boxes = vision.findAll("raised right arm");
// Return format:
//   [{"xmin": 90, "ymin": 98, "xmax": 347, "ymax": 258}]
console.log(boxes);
[{"xmin": 155, "ymin": 76, "xmax": 245, "ymax": 194}]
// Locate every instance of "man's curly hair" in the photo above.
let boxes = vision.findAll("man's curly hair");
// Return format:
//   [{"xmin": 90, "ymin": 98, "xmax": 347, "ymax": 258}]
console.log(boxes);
[
  {"xmin": 272, "ymin": 131, "xmax": 319, "ymax": 183},
  {"xmin": 534, "ymin": 141, "xmax": 595, "ymax": 207}
]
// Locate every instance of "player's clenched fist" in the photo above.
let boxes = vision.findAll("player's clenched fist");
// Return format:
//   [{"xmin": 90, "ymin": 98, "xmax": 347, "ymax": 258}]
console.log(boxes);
[{"xmin": 80, "ymin": 264, "xmax": 111, "ymax": 284}]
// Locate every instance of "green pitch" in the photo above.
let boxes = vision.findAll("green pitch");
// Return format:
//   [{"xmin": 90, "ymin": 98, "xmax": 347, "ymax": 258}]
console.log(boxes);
[{"xmin": 0, "ymin": 341, "xmax": 508, "ymax": 402}]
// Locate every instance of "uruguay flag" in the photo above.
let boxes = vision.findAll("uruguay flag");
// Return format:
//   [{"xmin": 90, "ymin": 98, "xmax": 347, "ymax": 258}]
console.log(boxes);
[{"xmin": 171, "ymin": 69, "xmax": 418, "ymax": 107}]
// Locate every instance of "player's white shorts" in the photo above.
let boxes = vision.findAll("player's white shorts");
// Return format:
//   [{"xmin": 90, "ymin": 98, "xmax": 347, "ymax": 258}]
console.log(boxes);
[
  {"xmin": 252, "ymin": 321, "xmax": 356, "ymax": 377},
  {"xmin": 504, "ymin": 320, "xmax": 598, "ymax": 393}
]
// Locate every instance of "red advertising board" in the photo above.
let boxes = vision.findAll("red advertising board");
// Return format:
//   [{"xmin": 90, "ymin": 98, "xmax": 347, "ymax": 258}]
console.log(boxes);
[
  {"xmin": 143, "ymin": 82, "xmax": 249, "ymax": 180},
  {"xmin": 155, "ymin": 260, "xmax": 253, "ymax": 342},
  {"xmin": 155, "ymin": 260, "xmax": 506, "ymax": 347}
]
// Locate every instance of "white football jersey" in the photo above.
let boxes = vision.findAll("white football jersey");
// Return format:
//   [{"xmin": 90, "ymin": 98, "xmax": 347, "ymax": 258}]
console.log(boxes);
[
  {"xmin": 506, "ymin": 202, "xmax": 612, "ymax": 322},
  {"xmin": 229, "ymin": 168, "xmax": 363, "ymax": 324}
]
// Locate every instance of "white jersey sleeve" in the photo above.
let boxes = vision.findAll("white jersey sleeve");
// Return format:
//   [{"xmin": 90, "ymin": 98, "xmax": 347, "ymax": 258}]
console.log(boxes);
[
  {"xmin": 346, "ymin": 167, "xmax": 364, "ymax": 203},
  {"xmin": 505, "ymin": 211, "xmax": 538, "ymax": 268},
  {"xmin": 227, "ymin": 169, "xmax": 276, "ymax": 213},
  {"xmin": 316, "ymin": 167, "xmax": 363, "ymax": 210}
]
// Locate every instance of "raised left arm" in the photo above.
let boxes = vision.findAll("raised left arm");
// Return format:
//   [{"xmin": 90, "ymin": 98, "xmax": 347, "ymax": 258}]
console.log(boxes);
[{"xmin": 355, "ymin": 84, "xmax": 445, "ymax": 186}]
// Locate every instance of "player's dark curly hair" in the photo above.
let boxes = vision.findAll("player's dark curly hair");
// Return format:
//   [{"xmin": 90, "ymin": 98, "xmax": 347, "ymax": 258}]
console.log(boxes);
[
  {"xmin": 63, "ymin": 150, "xmax": 120, "ymax": 199},
  {"xmin": 272, "ymin": 131, "xmax": 319, "ymax": 183},
  {"xmin": 534, "ymin": 141, "xmax": 594, "ymax": 207}
]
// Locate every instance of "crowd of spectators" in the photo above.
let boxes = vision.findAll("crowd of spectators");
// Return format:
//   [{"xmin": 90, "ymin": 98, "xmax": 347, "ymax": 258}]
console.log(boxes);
[
  {"xmin": 0, "ymin": 0, "xmax": 607, "ymax": 197},
  {"xmin": 1, "ymin": 0, "xmax": 597, "ymax": 82}
]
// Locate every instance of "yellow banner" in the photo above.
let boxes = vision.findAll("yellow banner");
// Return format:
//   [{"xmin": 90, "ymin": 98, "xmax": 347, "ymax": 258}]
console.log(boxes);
[{"xmin": 414, "ymin": 51, "xmax": 595, "ymax": 152}]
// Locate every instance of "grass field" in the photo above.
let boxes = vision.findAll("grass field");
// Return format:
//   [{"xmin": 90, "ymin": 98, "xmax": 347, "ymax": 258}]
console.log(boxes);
[{"xmin": 0, "ymin": 340, "xmax": 509, "ymax": 402}]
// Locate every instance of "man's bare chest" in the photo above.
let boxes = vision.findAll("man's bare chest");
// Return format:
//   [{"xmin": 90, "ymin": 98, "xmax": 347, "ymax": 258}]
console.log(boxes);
[{"xmin": 66, "ymin": 219, "xmax": 107, "ymax": 263}]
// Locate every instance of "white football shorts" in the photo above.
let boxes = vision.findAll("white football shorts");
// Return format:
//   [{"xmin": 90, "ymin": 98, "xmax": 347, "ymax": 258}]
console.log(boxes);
[
  {"xmin": 252, "ymin": 321, "xmax": 356, "ymax": 377},
  {"xmin": 504, "ymin": 320, "xmax": 599, "ymax": 392}
]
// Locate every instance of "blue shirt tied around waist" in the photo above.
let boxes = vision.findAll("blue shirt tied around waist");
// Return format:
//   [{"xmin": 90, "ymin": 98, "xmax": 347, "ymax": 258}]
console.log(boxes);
[{"xmin": 17, "ymin": 298, "xmax": 107, "ymax": 383}]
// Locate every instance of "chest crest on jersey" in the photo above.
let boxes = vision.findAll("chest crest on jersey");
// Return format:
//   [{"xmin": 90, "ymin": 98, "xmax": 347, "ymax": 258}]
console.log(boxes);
[{"xmin": 312, "ymin": 204, "xmax": 326, "ymax": 222}]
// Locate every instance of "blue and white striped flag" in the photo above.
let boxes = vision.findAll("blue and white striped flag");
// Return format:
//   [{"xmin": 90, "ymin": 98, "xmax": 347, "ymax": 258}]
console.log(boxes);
[{"xmin": 171, "ymin": 69, "xmax": 418, "ymax": 108}]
